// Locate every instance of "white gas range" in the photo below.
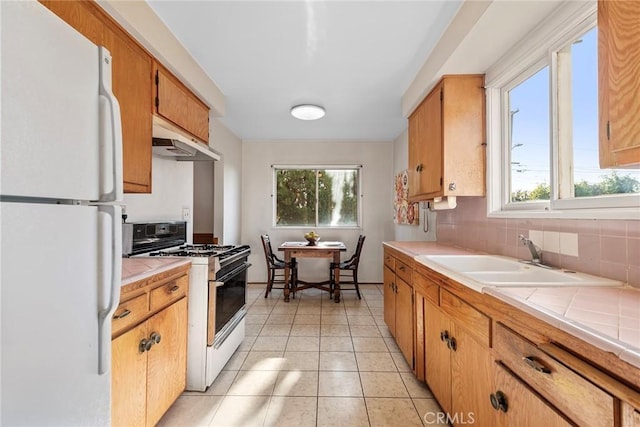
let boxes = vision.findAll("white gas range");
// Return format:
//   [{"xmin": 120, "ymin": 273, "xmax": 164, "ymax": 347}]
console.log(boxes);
[{"xmin": 129, "ymin": 221, "xmax": 251, "ymax": 391}]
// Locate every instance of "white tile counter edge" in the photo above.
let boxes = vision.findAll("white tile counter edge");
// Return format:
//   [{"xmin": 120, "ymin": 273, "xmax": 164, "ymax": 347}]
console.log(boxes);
[{"xmin": 483, "ymin": 287, "xmax": 640, "ymax": 369}]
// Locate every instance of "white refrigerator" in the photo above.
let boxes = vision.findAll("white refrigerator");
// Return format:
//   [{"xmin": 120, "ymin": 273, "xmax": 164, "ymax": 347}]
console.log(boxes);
[{"xmin": 1, "ymin": 1, "xmax": 123, "ymax": 425}]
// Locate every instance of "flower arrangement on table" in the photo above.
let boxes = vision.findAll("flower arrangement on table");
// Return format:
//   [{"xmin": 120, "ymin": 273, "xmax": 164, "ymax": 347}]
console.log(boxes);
[{"xmin": 304, "ymin": 231, "xmax": 320, "ymax": 246}]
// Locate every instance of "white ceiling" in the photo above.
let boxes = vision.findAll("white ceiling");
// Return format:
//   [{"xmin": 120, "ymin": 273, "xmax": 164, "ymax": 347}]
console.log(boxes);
[{"xmin": 147, "ymin": 0, "xmax": 462, "ymax": 141}]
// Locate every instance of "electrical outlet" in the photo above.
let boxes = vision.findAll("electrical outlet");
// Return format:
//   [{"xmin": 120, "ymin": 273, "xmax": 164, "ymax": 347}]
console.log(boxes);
[{"xmin": 182, "ymin": 207, "xmax": 191, "ymax": 221}]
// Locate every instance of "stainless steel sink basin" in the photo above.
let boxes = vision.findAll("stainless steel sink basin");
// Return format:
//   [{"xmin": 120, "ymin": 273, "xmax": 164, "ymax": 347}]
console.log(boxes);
[{"xmin": 415, "ymin": 254, "xmax": 623, "ymax": 289}]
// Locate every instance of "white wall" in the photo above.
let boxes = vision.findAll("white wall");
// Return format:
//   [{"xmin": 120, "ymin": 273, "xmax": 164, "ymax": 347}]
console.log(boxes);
[
  {"xmin": 242, "ymin": 140, "xmax": 394, "ymax": 284},
  {"xmin": 392, "ymin": 130, "xmax": 437, "ymax": 242},
  {"xmin": 210, "ymin": 118, "xmax": 243, "ymax": 245},
  {"xmin": 123, "ymin": 156, "xmax": 194, "ymax": 242}
]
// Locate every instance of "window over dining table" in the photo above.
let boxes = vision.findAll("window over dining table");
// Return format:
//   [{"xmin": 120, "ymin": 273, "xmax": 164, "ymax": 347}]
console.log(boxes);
[{"xmin": 273, "ymin": 166, "xmax": 361, "ymax": 228}]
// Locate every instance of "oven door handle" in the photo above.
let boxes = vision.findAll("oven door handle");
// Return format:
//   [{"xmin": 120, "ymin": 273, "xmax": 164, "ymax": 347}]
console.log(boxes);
[{"xmin": 214, "ymin": 262, "xmax": 251, "ymax": 283}]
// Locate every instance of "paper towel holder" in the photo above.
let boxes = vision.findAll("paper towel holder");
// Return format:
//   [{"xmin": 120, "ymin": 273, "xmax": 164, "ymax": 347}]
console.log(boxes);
[{"xmin": 429, "ymin": 196, "xmax": 457, "ymax": 211}]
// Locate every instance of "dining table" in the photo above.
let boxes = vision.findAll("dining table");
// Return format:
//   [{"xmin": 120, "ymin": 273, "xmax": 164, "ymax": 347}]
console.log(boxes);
[{"xmin": 277, "ymin": 241, "xmax": 347, "ymax": 302}]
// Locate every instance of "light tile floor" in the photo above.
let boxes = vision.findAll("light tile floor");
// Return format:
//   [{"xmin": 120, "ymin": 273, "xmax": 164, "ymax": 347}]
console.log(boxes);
[{"xmin": 157, "ymin": 284, "xmax": 447, "ymax": 427}]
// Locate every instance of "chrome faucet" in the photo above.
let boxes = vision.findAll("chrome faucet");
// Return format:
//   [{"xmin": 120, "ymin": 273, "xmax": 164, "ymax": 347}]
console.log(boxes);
[{"xmin": 518, "ymin": 234, "xmax": 543, "ymax": 265}]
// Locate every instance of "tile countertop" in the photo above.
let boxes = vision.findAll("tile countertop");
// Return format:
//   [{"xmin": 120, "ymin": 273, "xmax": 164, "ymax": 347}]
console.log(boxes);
[
  {"xmin": 121, "ymin": 257, "xmax": 192, "ymax": 288},
  {"xmin": 383, "ymin": 241, "xmax": 640, "ymax": 369}
]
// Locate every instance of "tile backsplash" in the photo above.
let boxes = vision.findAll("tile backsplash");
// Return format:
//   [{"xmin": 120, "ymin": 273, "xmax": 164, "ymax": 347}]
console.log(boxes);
[{"xmin": 436, "ymin": 197, "xmax": 640, "ymax": 287}]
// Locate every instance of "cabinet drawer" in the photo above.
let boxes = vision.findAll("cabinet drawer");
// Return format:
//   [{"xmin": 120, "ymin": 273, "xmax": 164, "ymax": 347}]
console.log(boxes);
[
  {"xmin": 413, "ymin": 272, "xmax": 438, "ymax": 305},
  {"xmin": 112, "ymin": 293, "xmax": 149, "ymax": 337},
  {"xmin": 440, "ymin": 289, "xmax": 489, "ymax": 347},
  {"xmin": 384, "ymin": 253, "xmax": 395, "ymax": 271},
  {"xmin": 395, "ymin": 260, "xmax": 412, "ymax": 285},
  {"xmin": 150, "ymin": 278, "xmax": 187, "ymax": 311},
  {"xmin": 495, "ymin": 323, "xmax": 615, "ymax": 426}
]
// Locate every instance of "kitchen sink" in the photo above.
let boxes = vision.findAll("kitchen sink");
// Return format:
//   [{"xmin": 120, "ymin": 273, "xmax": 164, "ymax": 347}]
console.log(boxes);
[
  {"xmin": 416, "ymin": 255, "xmax": 523, "ymax": 272},
  {"xmin": 415, "ymin": 254, "xmax": 623, "ymax": 288}
]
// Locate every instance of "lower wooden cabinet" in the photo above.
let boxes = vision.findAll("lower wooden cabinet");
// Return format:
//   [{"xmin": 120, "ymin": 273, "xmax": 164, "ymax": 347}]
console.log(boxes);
[
  {"xmin": 492, "ymin": 362, "xmax": 571, "ymax": 427},
  {"xmin": 112, "ymin": 268, "xmax": 189, "ymax": 427},
  {"xmin": 622, "ymin": 403, "xmax": 640, "ymax": 427},
  {"xmin": 112, "ymin": 298, "xmax": 187, "ymax": 427},
  {"xmin": 383, "ymin": 258, "xmax": 413, "ymax": 366},
  {"xmin": 494, "ymin": 323, "xmax": 616, "ymax": 426},
  {"xmin": 424, "ymin": 299, "xmax": 495, "ymax": 426},
  {"xmin": 385, "ymin": 244, "xmax": 640, "ymax": 427},
  {"xmin": 145, "ymin": 298, "xmax": 188, "ymax": 426}
]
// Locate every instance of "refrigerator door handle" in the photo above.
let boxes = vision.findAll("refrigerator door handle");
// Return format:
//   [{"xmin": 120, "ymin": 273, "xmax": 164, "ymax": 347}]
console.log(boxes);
[
  {"xmin": 98, "ymin": 46, "xmax": 123, "ymax": 203},
  {"xmin": 97, "ymin": 204, "xmax": 122, "ymax": 375}
]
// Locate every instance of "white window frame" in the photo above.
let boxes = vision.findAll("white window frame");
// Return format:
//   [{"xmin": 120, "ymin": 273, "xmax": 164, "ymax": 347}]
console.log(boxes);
[
  {"xmin": 485, "ymin": 0, "xmax": 640, "ymax": 220},
  {"xmin": 272, "ymin": 164, "xmax": 363, "ymax": 229}
]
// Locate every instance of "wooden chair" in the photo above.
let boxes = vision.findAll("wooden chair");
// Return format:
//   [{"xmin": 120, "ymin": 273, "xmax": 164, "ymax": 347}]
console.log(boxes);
[
  {"xmin": 260, "ymin": 234, "xmax": 297, "ymax": 298},
  {"xmin": 330, "ymin": 235, "xmax": 366, "ymax": 299}
]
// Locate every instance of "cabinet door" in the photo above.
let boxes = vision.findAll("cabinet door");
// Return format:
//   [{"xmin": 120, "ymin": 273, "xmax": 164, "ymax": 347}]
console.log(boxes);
[
  {"xmin": 622, "ymin": 402, "xmax": 640, "ymax": 427},
  {"xmin": 112, "ymin": 321, "xmax": 148, "ymax": 427},
  {"xmin": 408, "ymin": 86, "xmax": 443, "ymax": 199},
  {"xmin": 414, "ymin": 291, "xmax": 426, "ymax": 382},
  {"xmin": 395, "ymin": 277, "xmax": 414, "ymax": 367},
  {"xmin": 146, "ymin": 298, "xmax": 188, "ymax": 427},
  {"xmin": 493, "ymin": 363, "xmax": 571, "ymax": 427},
  {"xmin": 598, "ymin": 0, "xmax": 640, "ymax": 168},
  {"xmin": 156, "ymin": 67, "xmax": 189, "ymax": 130},
  {"xmin": 103, "ymin": 23, "xmax": 152, "ymax": 194},
  {"xmin": 383, "ymin": 265, "xmax": 396, "ymax": 337},
  {"xmin": 425, "ymin": 301, "xmax": 452, "ymax": 414},
  {"xmin": 441, "ymin": 75, "xmax": 486, "ymax": 196},
  {"xmin": 187, "ymin": 96, "xmax": 210, "ymax": 143},
  {"xmin": 421, "ymin": 84, "xmax": 444, "ymax": 196},
  {"xmin": 451, "ymin": 322, "xmax": 495, "ymax": 427}
]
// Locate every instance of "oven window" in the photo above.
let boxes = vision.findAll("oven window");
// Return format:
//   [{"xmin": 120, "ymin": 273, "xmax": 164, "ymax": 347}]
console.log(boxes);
[{"xmin": 215, "ymin": 267, "xmax": 247, "ymax": 332}]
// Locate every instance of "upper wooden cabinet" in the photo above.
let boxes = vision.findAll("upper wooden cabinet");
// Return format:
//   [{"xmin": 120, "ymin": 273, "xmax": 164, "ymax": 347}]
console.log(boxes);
[
  {"xmin": 40, "ymin": 0, "xmax": 153, "ymax": 194},
  {"xmin": 154, "ymin": 63, "xmax": 210, "ymax": 143},
  {"xmin": 598, "ymin": 0, "xmax": 640, "ymax": 168},
  {"xmin": 408, "ymin": 75, "xmax": 486, "ymax": 201}
]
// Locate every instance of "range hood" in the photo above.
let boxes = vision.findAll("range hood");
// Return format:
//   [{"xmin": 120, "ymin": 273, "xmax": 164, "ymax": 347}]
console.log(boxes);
[{"xmin": 152, "ymin": 116, "xmax": 220, "ymax": 161}]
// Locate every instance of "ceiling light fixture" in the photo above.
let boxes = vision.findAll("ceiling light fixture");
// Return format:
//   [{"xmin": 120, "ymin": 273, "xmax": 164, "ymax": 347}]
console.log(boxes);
[{"xmin": 291, "ymin": 104, "xmax": 325, "ymax": 120}]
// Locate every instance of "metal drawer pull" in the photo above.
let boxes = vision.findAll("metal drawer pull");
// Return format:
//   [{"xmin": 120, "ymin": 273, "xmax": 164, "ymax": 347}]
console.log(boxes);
[
  {"xmin": 440, "ymin": 330, "xmax": 449, "ymax": 342},
  {"xmin": 113, "ymin": 309, "xmax": 131, "ymax": 319},
  {"xmin": 523, "ymin": 356, "xmax": 551, "ymax": 374},
  {"xmin": 169, "ymin": 285, "xmax": 180, "ymax": 293}
]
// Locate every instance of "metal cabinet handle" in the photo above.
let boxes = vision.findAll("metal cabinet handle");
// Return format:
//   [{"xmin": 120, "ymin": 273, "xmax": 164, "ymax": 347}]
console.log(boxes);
[
  {"xmin": 139, "ymin": 338, "xmax": 152, "ymax": 353},
  {"xmin": 440, "ymin": 330, "xmax": 449, "ymax": 342},
  {"xmin": 522, "ymin": 356, "xmax": 551, "ymax": 374},
  {"xmin": 169, "ymin": 285, "xmax": 180, "ymax": 293},
  {"xmin": 139, "ymin": 333, "xmax": 162, "ymax": 353},
  {"xmin": 490, "ymin": 391, "xmax": 508, "ymax": 412},
  {"xmin": 447, "ymin": 336, "xmax": 457, "ymax": 352},
  {"xmin": 150, "ymin": 332, "xmax": 162, "ymax": 345},
  {"xmin": 113, "ymin": 309, "xmax": 131, "ymax": 319}
]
